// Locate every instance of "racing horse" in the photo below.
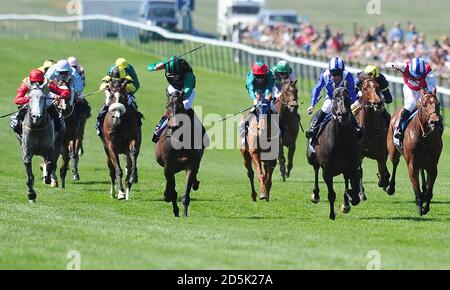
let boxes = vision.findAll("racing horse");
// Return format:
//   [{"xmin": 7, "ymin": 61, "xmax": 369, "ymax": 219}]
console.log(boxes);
[
  {"xmin": 386, "ymin": 92, "xmax": 442, "ymax": 215},
  {"xmin": 307, "ymin": 87, "xmax": 361, "ymax": 220}
]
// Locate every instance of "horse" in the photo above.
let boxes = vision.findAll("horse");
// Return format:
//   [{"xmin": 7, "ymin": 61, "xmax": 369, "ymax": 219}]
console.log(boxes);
[
  {"xmin": 240, "ymin": 97, "xmax": 279, "ymax": 202},
  {"xmin": 275, "ymin": 79, "xmax": 300, "ymax": 182},
  {"xmin": 155, "ymin": 92, "xmax": 207, "ymax": 217},
  {"xmin": 58, "ymin": 94, "xmax": 82, "ymax": 189},
  {"xmin": 306, "ymin": 87, "xmax": 361, "ymax": 220},
  {"xmin": 354, "ymin": 75, "xmax": 391, "ymax": 199},
  {"xmin": 101, "ymin": 80, "xmax": 141, "ymax": 200},
  {"xmin": 386, "ymin": 92, "xmax": 442, "ymax": 216},
  {"xmin": 20, "ymin": 85, "xmax": 57, "ymax": 202}
]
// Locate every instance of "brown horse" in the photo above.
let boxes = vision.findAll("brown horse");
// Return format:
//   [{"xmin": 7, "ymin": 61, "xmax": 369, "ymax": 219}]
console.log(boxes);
[
  {"xmin": 275, "ymin": 79, "xmax": 300, "ymax": 182},
  {"xmin": 307, "ymin": 88, "xmax": 361, "ymax": 220},
  {"xmin": 155, "ymin": 92, "xmax": 207, "ymax": 217},
  {"xmin": 386, "ymin": 92, "xmax": 442, "ymax": 215},
  {"xmin": 354, "ymin": 75, "xmax": 391, "ymax": 198},
  {"xmin": 241, "ymin": 97, "xmax": 279, "ymax": 201},
  {"xmin": 101, "ymin": 81, "xmax": 141, "ymax": 200}
]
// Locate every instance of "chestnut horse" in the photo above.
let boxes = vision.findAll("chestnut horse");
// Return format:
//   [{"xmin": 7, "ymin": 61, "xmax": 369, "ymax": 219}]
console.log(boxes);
[
  {"xmin": 155, "ymin": 92, "xmax": 207, "ymax": 217},
  {"xmin": 241, "ymin": 98, "xmax": 279, "ymax": 201},
  {"xmin": 307, "ymin": 88, "xmax": 361, "ymax": 220},
  {"xmin": 275, "ymin": 79, "xmax": 300, "ymax": 182},
  {"xmin": 355, "ymin": 75, "xmax": 390, "ymax": 198},
  {"xmin": 386, "ymin": 92, "xmax": 442, "ymax": 215},
  {"xmin": 101, "ymin": 81, "xmax": 141, "ymax": 200}
]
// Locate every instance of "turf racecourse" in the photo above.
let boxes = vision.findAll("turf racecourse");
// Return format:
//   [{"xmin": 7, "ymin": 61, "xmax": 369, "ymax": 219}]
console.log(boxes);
[{"xmin": 0, "ymin": 39, "xmax": 448, "ymax": 269}]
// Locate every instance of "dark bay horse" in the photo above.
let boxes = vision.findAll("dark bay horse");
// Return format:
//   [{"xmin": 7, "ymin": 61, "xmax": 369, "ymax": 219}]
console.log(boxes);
[
  {"xmin": 241, "ymin": 98, "xmax": 279, "ymax": 201},
  {"xmin": 275, "ymin": 80, "xmax": 300, "ymax": 182},
  {"xmin": 386, "ymin": 92, "xmax": 442, "ymax": 215},
  {"xmin": 101, "ymin": 81, "xmax": 141, "ymax": 200},
  {"xmin": 55, "ymin": 88, "xmax": 83, "ymax": 189},
  {"xmin": 355, "ymin": 75, "xmax": 390, "ymax": 198},
  {"xmin": 307, "ymin": 87, "xmax": 361, "ymax": 220},
  {"xmin": 21, "ymin": 85, "xmax": 56, "ymax": 202},
  {"xmin": 155, "ymin": 92, "xmax": 207, "ymax": 217}
]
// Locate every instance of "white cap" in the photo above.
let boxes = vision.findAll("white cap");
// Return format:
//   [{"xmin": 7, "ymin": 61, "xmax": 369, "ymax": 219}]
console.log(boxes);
[
  {"xmin": 68, "ymin": 56, "xmax": 78, "ymax": 67},
  {"xmin": 56, "ymin": 59, "xmax": 71, "ymax": 72}
]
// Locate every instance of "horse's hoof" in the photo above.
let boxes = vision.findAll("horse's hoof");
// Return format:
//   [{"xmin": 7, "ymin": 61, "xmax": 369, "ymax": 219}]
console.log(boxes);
[
  {"xmin": 192, "ymin": 180, "xmax": 199, "ymax": 191},
  {"xmin": 259, "ymin": 193, "xmax": 268, "ymax": 201},
  {"xmin": 311, "ymin": 194, "xmax": 320, "ymax": 204},
  {"xmin": 386, "ymin": 185, "xmax": 395, "ymax": 196},
  {"xmin": 44, "ymin": 176, "xmax": 51, "ymax": 185},
  {"xmin": 341, "ymin": 204, "xmax": 351, "ymax": 214},
  {"xmin": 73, "ymin": 174, "xmax": 80, "ymax": 181},
  {"xmin": 360, "ymin": 192, "xmax": 367, "ymax": 201},
  {"xmin": 29, "ymin": 199, "xmax": 36, "ymax": 204},
  {"xmin": 251, "ymin": 194, "xmax": 257, "ymax": 202},
  {"xmin": 118, "ymin": 191, "xmax": 126, "ymax": 200},
  {"xmin": 163, "ymin": 194, "xmax": 171, "ymax": 202},
  {"xmin": 329, "ymin": 214, "xmax": 336, "ymax": 220},
  {"xmin": 422, "ymin": 207, "xmax": 430, "ymax": 216},
  {"xmin": 51, "ymin": 180, "xmax": 58, "ymax": 188}
]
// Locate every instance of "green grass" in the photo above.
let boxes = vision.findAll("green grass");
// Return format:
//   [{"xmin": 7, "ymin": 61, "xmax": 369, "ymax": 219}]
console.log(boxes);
[{"xmin": 0, "ymin": 38, "xmax": 449, "ymax": 269}]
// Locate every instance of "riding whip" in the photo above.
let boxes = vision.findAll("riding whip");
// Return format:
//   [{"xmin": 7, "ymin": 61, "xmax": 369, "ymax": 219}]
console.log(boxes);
[{"xmin": 218, "ymin": 105, "xmax": 255, "ymax": 123}]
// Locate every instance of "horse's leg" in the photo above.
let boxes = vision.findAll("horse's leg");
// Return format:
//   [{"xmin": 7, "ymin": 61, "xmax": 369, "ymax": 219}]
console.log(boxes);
[
  {"xmin": 323, "ymin": 171, "xmax": 336, "ymax": 220},
  {"xmin": 107, "ymin": 158, "xmax": 116, "ymax": 198},
  {"xmin": 69, "ymin": 139, "xmax": 80, "ymax": 181},
  {"xmin": 286, "ymin": 142, "xmax": 296, "ymax": 178},
  {"xmin": 263, "ymin": 160, "xmax": 276, "ymax": 202},
  {"xmin": 348, "ymin": 170, "xmax": 361, "ymax": 207},
  {"xmin": 242, "ymin": 151, "xmax": 257, "ymax": 202},
  {"xmin": 407, "ymin": 162, "xmax": 423, "ymax": 216},
  {"xmin": 111, "ymin": 151, "xmax": 125, "ymax": 200},
  {"xmin": 311, "ymin": 164, "xmax": 320, "ymax": 203},
  {"xmin": 420, "ymin": 169, "xmax": 427, "ymax": 196},
  {"xmin": 182, "ymin": 168, "xmax": 195, "ymax": 217},
  {"xmin": 358, "ymin": 163, "xmax": 367, "ymax": 201},
  {"xmin": 251, "ymin": 152, "xmax": 267, "ymax": 200},
  {"xmin": 164, "ymin": 167, "xmax": 179, "ymax": 217},
  {"xmin": 60, "ymin": 144, "xmax": 69, "ymax": 189},
  {"xmin": 422, "ymin": 167, "xmax": 437, "ymax": 215},
  {"xmin": 24, "ymin": 155, "xmax": 36, "ymax": 202},
  {"xmin": 278, "ymin": 144, "xmax": 287, "ymax": 182},
  {"xmin": 341, "ymin": 174, "xmax": 351, "ymax": 214},
  {"xmin": 125, "ymin": 153, "xmax": 133, "ymax": 201},
  {"xmin": 386, "ymin": 147, "xmax": 400, "ymax": 196}
]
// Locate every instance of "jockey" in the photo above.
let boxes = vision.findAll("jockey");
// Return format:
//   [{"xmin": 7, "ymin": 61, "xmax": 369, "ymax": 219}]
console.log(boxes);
[
  {"xmin": 96, "ymin": 66, "xmax": 140, "ymax": 136},
  {"xmin": 68, "ymin": 56, "xmax": 91, "ymax": 119},
  {"xmin": 45, "ymin": 59, "xmax": 84, "ymax": 97},
  {"xmin": 386, "ymin": 57, "xmax": 439, "ymax": 140},
  {"xmin": 108, "ymin": 57, "xmax": 140, "ymax": 92},
  {"xmin": 238, "ymin": 61, "xmax": 275, "ymax": 141},
  {"xmin": 271, "ymin": 60, "xmax": 298, "ymax": 99},
  {"xmin": 353, "ymin": 64, "xmax": 392, "ymax": 124},
  {"xmin": 306, "ymin": 57, "xmax": 359, "ymax": 140},
  {"xmin": 147, "ymin": 56, "xmax": 197, "ymax": 143},
  {"xmin": 11, "ymin": 69, "xmax": 70, "ymax": 137}
]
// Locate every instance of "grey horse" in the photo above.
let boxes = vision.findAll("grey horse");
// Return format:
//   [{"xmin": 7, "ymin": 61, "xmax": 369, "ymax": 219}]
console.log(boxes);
[{"xmin": 21, "ymin": 85, "xmax": 57, "ymax": 203}]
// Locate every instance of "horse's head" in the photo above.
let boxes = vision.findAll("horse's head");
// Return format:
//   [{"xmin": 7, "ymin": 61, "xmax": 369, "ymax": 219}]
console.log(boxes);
[
  {"xmin": 108, "ymin": 82, "xmax": 128, "ymax": 126},
  {"xmin": 28, "ymin": 85, "xmax": 47, "ymax": 126},
  {"xmin": 361, "ymin": 75, "xmax": 383, "ymax": 113},
  {"xmin": 280, "ymin": 79, "xmax": 299, "ymax": 112},
  {"xmin": 332, "ymin": 87, "xmax": 351, "ymax": 126},
  {"xmin": 419, "ymin": 93, "xmax": 441, "ymax": 132},
  {"xmin": 166, "ymin": 90, "xmax": 186, "ymax": 128}
]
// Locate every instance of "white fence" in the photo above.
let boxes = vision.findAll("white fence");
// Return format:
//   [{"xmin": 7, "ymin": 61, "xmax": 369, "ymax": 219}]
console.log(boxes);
[{"xmin": 0, "ymin": 14, "xmax": 449, "ymax": 120}]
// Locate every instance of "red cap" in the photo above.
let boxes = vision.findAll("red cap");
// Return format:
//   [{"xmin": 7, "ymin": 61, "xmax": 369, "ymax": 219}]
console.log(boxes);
[
  {"xmin": 252, "ymin": 62, "xmax": 268, "ymax": 75},
  {"xmin": 29, "ymin": 69, "xmax": 44, "ymax": 82}
]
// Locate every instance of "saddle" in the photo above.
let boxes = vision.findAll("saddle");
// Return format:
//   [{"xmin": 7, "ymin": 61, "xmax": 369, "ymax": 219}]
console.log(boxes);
[
  {"xmin": 315, "ymin": 113, "xmax": 333, "ymax": 139},
  {"xmin": 393, "ymin": 109, "xmax": 418, "ymax": 148}
]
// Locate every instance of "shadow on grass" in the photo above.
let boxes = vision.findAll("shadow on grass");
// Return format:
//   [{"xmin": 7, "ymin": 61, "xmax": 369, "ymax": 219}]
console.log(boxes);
[
  {"xmin": 359, "ymin": 216, "xmax": 436, "ymax": 222},
  {"xmin": 390, "ymin": 200, "xmax": 450, "ymax": 205},
  {"xmin": 74, "ymin": 180, "xmax": 111, "ymax": 185}
]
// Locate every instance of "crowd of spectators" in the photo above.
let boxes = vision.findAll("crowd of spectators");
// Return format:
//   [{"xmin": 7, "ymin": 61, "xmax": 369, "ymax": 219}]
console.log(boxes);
[{"xmin": 236, "ymin": 20, "xmax": 450, "ymax": 85}]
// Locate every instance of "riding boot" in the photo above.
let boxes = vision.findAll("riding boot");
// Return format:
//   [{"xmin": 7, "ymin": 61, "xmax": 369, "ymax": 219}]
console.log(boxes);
[
  {"xmin": 96, "ymin": 105, "xmax": 108, "ymax": 136},
  {"xmin": 48, "ymin": 106, "xmax": 62, "ymax": 132},
  {"xmin": 394, "ymin": 109, "xmax": 411, "ymax": 140},
  {"xmin": 239, "ymin": 109, "xmax": 256, "ymax": 145},
  {"xmin": 351, "ymin": 114, "xmax": 364, "ymax": 141},
  {"xmin": 152, "ymin": 114, "xmax": 168, "ymax": 143},
  {"xmin": 305, "ymin": 110, "xmax": 326, "ymax": 139}
]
